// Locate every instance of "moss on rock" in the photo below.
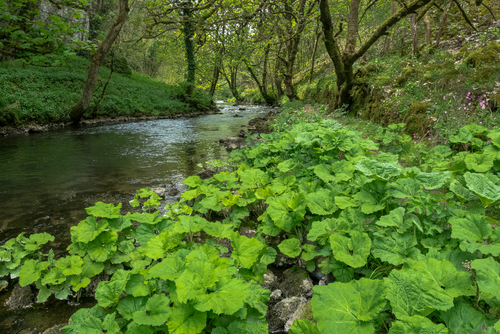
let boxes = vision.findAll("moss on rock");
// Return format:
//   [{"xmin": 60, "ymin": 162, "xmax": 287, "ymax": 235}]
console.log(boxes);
[
  {"xmin": 405, "ymin": 102, "xmax": 431, "ymax": 136},
  {"xmin": 465, "ymin": 42, "xmax": 500, "ymax": 67}
]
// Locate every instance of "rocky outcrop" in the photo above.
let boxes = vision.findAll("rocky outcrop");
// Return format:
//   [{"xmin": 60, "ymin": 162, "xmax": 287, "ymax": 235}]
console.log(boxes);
[{"xmin": 6, "ymin": 284, "xmax": 34, "ymax": 310}]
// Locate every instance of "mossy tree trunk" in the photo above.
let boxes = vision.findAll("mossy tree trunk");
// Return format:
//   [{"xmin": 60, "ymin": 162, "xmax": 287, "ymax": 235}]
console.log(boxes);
[
  {"xmin": 182, "ymin": 1, "xmax": 196, "ymax": 96},
  {"xmin": 68, "ymin": 0, "xmax": 130, "ymax": 124},
  {"xmin": 319, "ymin": 0, "xmax": 432, "ymax": 111}
]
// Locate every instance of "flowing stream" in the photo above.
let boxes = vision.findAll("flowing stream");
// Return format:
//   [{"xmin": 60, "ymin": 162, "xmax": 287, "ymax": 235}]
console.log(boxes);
[{"xmin": 0, "ymin": 103, "xmax": 273, "ymax": 333}]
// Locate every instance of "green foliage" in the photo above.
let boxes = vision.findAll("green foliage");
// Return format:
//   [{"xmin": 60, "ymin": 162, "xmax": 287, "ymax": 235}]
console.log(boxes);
[
  {"xmin": 3, "ymin": 114, "xmax": 500, "ymax": 332},
  {"xmin": 0, "ymin": 57, "xmax": 213, "ymax": 126}
]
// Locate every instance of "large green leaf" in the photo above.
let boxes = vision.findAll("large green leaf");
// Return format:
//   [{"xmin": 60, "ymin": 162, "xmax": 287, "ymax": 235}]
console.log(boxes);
[
  {"xmin": 87, "ymin": 231, "xmax": 118, "ymax": 262},
  {"xmin": 25, "ymin": 233, "xmax": 54, "ymax": 251},
  {"xmin": 330, "ymin": 232, "xmax": 371, "ymax": 268},
  {"xmin": 471, "ymin": 257, "xmax": 500, "ymax": 299},
  {"xmin": 464, "ymin": 172, "xmax": 500, "ymax": 207},
  {"xmin": 174, "ymin": 215, "xmax": 208, "ymax": 234},
  {"xmin": 289, "ymin": 319, "xmax": 320, "ymax": 334},
  {"xmin": 278, "ymin": 239, "xmax": 301, "ymax": 258},
  {"xmin": 71, "ymin": 216, "xmax": 108, "ymax": 243},
  {"xmin": 372, "ymin": 232, "xmax": 420, "ymax": 265},
  {"xmin": 117, "ymin": 295, "xmax": 148, "ymax": 321},
  {"xmin": 106, "ymin": 216, "xmax": 132, "ymax": 232},
  {"xmin": 450, "ymin": 215, "xmax": 500, "ymax": 256},
  {"xmin": 465, "ymin": 153, "xmax": 495, "ymax": 173},
  {"xmin": 388, "ymin": 315, "xmax": 449, "ymax": 333},
  {"xmin": 85, "ymin": 202, "xmax": 122, "ymax": 219},
  {"xmin": 355, "ymin": 159, "xmax": 402, "ymax": 180},
  {"xmin": 55, "ymin": 255, "xmax": 83, "ymax": 276},
  {"xmin": 313, "ymin": 164, "xmax": 336, "ymax": 183},
  {"xmin": 376, "ymin": 207, "xmax": 405, "ymax": 227},
  {"xmin": 126, "ymin": 211, "xmax": 162, "ymax": 225},
  {"xmin": 353, "ymin": 189, "xmax": 385, "ymax": 214},
  {"xmin": 133, "ymin": 294, "xmax": 171, "ymax": 326},
  {"xmin": 19, "ymin": 260, "xmax": 49, "ymax": 287},
  {"xmin": 384, "ymin": 263, "xmax": 455, "ymax": 320},
  {"xmin": 194, "ymin": 277, "xmax": 250, "ymax": 314},
  {"xmin": 125, "ymin": 274, "xmax": 154, "ymax": 297},
  {"xmin": 140, "ymin": 231, "xmax": 178, "ymax": 260},
  {"xmin": 95, "ymin": 270, "xmax": 130, "ymax": 308},
  {"xmin": 231, "ymin": 233, "xmax": 265, "ymax": 269},
  {"xmin": 203, "ymin": 221, "xmax": 235, "ymax": 239},
  {"xmin": 146, "ymin": 255, "xmax": 185, "ymax": 281},
  {"xmin": 440, "ymin": 301, "xmax": 489, "ymax": 334},
  {"xmin": 305, "ymin": 188, "xmax": 338, "ymax": 215},
  {"xmin": 415, "ymin": 172, "xmax": 452, "ymax": 190},
  {"xmin": 167, "ymin": 302, "xmax": 207, "ymax": 334},
  {"xmin": 183, "ymin": 175, "xmax": 202, "ymax": 188},
  {"xmin": 449, "ymin": 128, "xmax": 472, "ymax": 144},
  {"xmin": 80, "ymin": 255, "xmax": 104, "ymax": 278},
  {"xmin": 307, "ymin": 218, "xmax": 337, "ymax": 241},
  {"xmin": 450, "ymin": 181, "xmax": 478, "ymax": 202},
  {"xmin": 176, "ymin": 260, "xmax": 219, "ymax": 303},
  {"xmin": 135, "ymin": 220, "xmax": 173, "ymax": 246},
  {"xmin": 311, "ymin": 278, "xmax": 387, "ymax": 334}
]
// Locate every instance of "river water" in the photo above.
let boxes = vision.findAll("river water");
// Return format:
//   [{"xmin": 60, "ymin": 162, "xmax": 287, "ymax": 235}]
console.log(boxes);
[{"xmin": 0, "ymin": 103, "xmax": 272, "ymax": 333}]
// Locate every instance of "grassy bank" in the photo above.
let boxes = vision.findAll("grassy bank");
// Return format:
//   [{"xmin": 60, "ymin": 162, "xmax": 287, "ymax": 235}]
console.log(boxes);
[
  {"xmin": 0, "ymin": 57, "xmax": 213, "ymax": 127},
  {"xmin": 296, "ymin": 41, "xmax": 500, "ymax": 139}
]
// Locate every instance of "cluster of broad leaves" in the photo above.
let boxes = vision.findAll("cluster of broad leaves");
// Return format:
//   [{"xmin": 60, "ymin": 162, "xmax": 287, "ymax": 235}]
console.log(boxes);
[
  {"xmin": 1, "ymin": 196, "xmax": 273, "ymax": 333},
  {"xmin": 2, "ymin": 117, "xmax": 500, "ymax": 333},
  {"xmin": 171, "ymin": 119, "xmax": 500, "ymax": 333}
]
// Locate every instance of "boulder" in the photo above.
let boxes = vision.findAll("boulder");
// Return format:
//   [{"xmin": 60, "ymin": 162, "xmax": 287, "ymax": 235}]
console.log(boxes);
[
  {"xmin": 279, "ymin": 267, "xmax": 314, "ymax": 299},
  {"xmin": 268, "ymin": 296, "xmax": 307, "ymax": 332},
  {"xmin": 6, "ymin": 284, "xmax": 34, "ymax": 310},
  {"xmin": 150, "ymin": 187, "xmax": 165, "ymax": 197},
  {"xmin": 284, "ymin": 301, "xmax": 316, "ymax": 332},
  {"xmin": 167, "ymin": 188, "xmax": 179, "ymax": 196},
  {"xmin": 42, "ymin": 324, "xmax": 68, "ymax": 334}
]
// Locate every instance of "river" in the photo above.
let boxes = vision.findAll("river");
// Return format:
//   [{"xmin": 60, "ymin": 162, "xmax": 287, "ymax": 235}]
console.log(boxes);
[{"xmin": 0, "ymin": 103, "xmax": 272, "ymax": 333}]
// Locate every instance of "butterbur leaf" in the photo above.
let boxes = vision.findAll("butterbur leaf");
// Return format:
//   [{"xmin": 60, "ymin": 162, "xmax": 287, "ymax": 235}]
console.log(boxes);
[
  {"xmin": 95, "ymin": 271, "xmax": 129, "ymax": 308},
  {"xmin": 465, "ymin": 153, "xmax": 495, "ymax": 173},
  {"xmin": 289, "ymin": 319, "xmax": 320, "ymax": 334},
  {"xmin": 80, "ymin": 255, "xmax": 104, "ymax": 278},
  {"xmin": 168, "ymin": 302, "xmax": 207, "ymax": 334},
  {"xmin": 330, "ymin": 232, "xmax": 371, "ymax": 268},
  {"xmin": 102, "ymin": 313, "xmax": 120, "ymax": 333},
  {"xmin": 88, "ymin": 231, "xmax": 118, "ymax": 262},
  {"xmin": 277, "ymin": 159, "xmax": 298, "ymax": 172},
  {"xmin": 19, "ymin": 260, "xmax": 49, "ymax": 287},
  {"xmin": 372, "ymin": 232, "xmax": 420, "ymax": 265},
  {"xmin": 71, "ymin": 216, "xmax": 108, "ymax": 243},
  {"xmin": 376, "ymin": 207, "xmax": 405, "ymax": 227},
  {"xmin": 450, "ymin": 128, "xmax": 472, "ymax": 144},
  {"xmin": 440, "ymin": 301, "xmax": 489, "ymax": 334},
  {"xmin": 194, "ymin": 277, "xmax": 250, "ymax": 314},
  {"xmin": 174, "ymin": 215, "xmax": 207, "ymax": 234},
  {"xmin": 314, "ymin": 164, "xmax": 335, "ymax": 183},
  {"xmin": 176, "ymin": 260, "xmax": 219, "ymax": 303},
  {"xmin": 232, "ymin": 233, "xmax": 265, "ymax": 269},
  {"xmin": 415, "ymin": 172, "xmax": 452, "ymax": 190},
  {"xmin": 305, "ymin": 188, "xmax": 338, "ymax": 215},
  {"xmin": 311, "ymin": 278, "xmax": 387, "ymax": 334},
  {"xmin": 117, "ymin": 295, "xmax": 148, "ymax": 321},
  {"xmin": 450, "ymin": 215, "xmax": 500, "ymax": 256},
  {"xmin": 334, "ymin": 196, "xmax": 358, "ymax": 210},
  {"xmin": 226, "ymin": 308, "xmax": 268, "ymax": 333},
  {"xmin": 42, "ymin": 267, "xmax": 66, "ymax": 285},
  {"xmin": 384, "ymin": 263, "xmax": 454, "ymax": 320},
  {"xmin": 133, "ymin": 294, "xmax": 171, "ymax": 326},
  {"xmin": 355, "ymin": 159, "xmax": 402, "ymax": 180},
  {"xmin": 70, "ymin": 276, "xmax": 91, "ymax": 292},
  {"xmin": 388, "ymin": 315, "xmax": 449, "ymax": 333},
  {"xmin": 125, "ymin": 274, "xmax": 154, "ymax": 297},
  {"xmin": 135, "ymin": 220, "xmax": 173, "ymax": 246},
  {"xmin": 301, "ymin": 244, "xmax": 320, "ymax": 261},
  {"xmin": 140, "ymin": 231, "xmax": 178, "ymax": 260},
  {"xmin": 464, "ymin": 172, "xmax": 500, "ymax": 207},
  {"xmin": 278, "ymin": 239, "xmax": 301, "ymax": 258},
  {"xmin": 450, "ymin": 181, "xmax": 478, "ymax": 202},
  {"xmin": 307, "ymin": 218, "xmax": 337, "ymax": 241},
  {"xmin": 106, "ymin": 216, "xmax": 132, "ymax": 232},
  {"xmin": 126, "ymin": 211, "xmax": 161, "ymax": 225},
  {"xmin": 55, "ymin": 255, "xmax": 83, "ymax": 276},
  {"xmin": 183, "ymin": 175, "xmax": 202, "ymax": 188},
  {"xmin": 203, "ymin": 221, "xmax": 235, "ymax": 239},
  {"xmin": 85, "ymin": 202, "xmax": 122, "ymax": 218},
  {"xmin": 146, "ymin": 255, "xmax": 185, "ymax": 281},
  {"xmin": 260, "ymin": 247, "xmax": 277, "ymax": 265},
  {"xmin": 471, "ymin": 257, "xmax": 500, "ymax": 300},
  {"xmin": 127, "ymin": 322, "xmax": 154, "ymax": 334},
  {"xmin": 25, "ymin": 233, "xmax": 54, "ymax": 251}
]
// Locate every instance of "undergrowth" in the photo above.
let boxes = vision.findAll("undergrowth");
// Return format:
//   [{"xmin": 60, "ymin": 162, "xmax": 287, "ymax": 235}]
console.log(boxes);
[{"xmin": 0, "ymin": 57, "xmax": 213, "ymax": 127}]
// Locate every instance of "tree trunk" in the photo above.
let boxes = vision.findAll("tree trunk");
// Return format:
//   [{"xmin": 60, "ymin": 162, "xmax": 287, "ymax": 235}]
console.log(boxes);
[
  {"xmin": 436, "ymin": 0, "xmax": 453, "ymax": 47},
  {"xmin": 383, "ymin": 1, "xmax": 397, "ymax": 54},
  {"xmin": 309, "ymin": 29, "xmax": 321, "ymax": 84},
  {"xmin": 209, "ymin": 65, "xmax": 220, "ymax": 96},
  {"xmin": 182, "ymin": 3, "xmax": 196, "ymax": 96},
  {"xmin": 424, "ymin": 13, "xmax": 431, "ymax": 44},
  {"xmin": 410, "ymin": 13, "xmax": 418, "ymax": 56},
  {"xmin": 68, "ymin": 0, "xmax": 129, "ymax": 124}
]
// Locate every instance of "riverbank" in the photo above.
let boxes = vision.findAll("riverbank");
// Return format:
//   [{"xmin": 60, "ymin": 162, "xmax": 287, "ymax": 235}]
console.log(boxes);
[
  {"xmin": 0, "ymin": 109, "xmax": 222, "ymax": 137},
  {"xmin": 0, "ymin": 57, "xmax": 214, "ymax": 129}
]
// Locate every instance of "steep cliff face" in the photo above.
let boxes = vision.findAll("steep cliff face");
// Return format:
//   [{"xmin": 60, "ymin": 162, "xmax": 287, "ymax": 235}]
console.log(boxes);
[{"xmin": 37, "ymin": 1, "xmax": 90, "ymax": 43}]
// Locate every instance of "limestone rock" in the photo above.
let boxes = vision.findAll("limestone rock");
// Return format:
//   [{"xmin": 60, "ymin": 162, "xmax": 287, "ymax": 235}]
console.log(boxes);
[
  {"xmin": 279, "ymin": 267, "xmax": 314, "ymax": 299},
  {"xmin": 268, "ymin": 296, "xmax": 307, "ymax": 332},
  {"xmin": 284, "ymin": 301, "xmax": 316, "ymax": 332},
  {"xmin": 6, "ymin": 284, "xmax": 34, "ymax": 310},
  {"xmin": 150, "ymin": 187, "xmax": 165, "ymax": 197},
  {"xmin": 167, "ymin": 188, "xmax": 179, "ymax": 196},
  {"xmin": 42, "ymin": 324, "xmax": 68, "ymax": 334}
]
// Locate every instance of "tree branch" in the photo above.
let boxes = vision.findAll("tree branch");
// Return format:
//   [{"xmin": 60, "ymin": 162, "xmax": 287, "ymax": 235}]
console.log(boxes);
[{"xmin": 452, "ymin": 0, "xmax": 477, "ymax": 31}]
